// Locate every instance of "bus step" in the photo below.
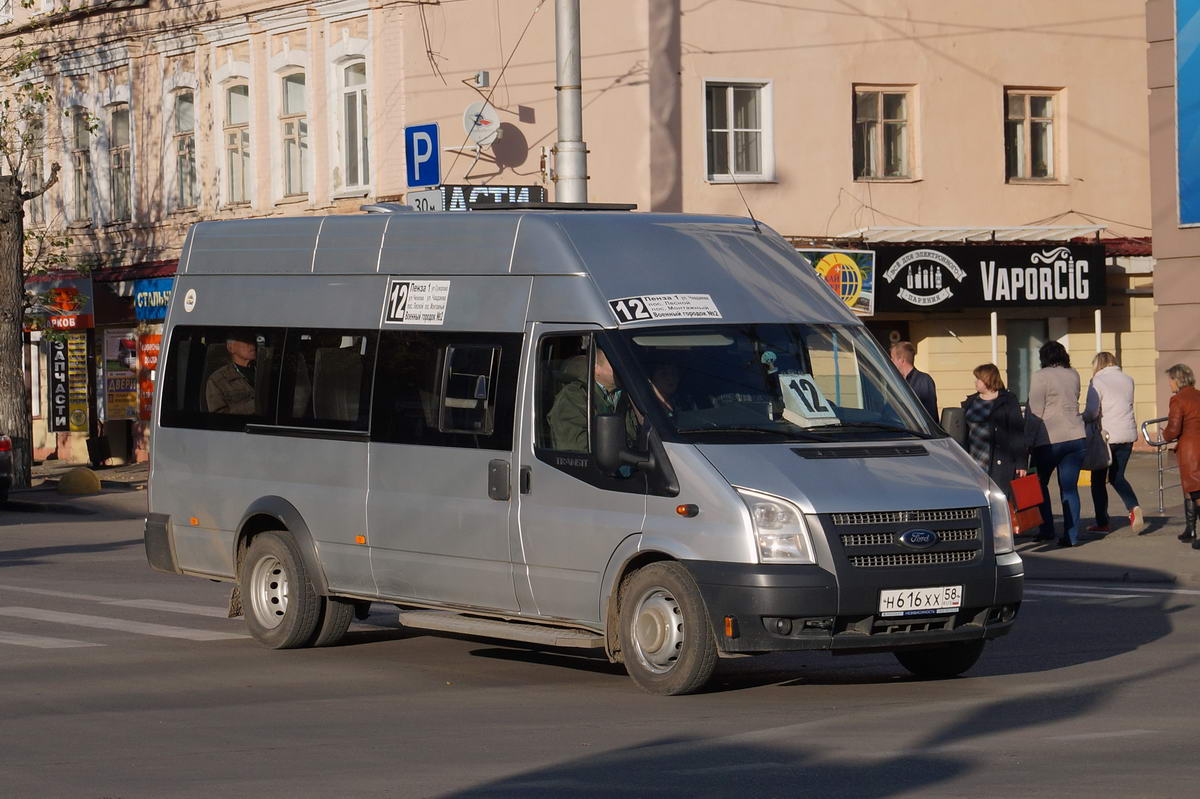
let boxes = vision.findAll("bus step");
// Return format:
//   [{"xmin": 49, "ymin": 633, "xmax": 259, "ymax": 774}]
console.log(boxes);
[{"xmin": 397, "ymin": 610, "xmax": 604, "ymax": 649}]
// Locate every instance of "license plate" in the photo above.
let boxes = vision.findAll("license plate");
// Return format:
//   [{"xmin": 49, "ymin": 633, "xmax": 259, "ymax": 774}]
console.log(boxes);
[{"xmin": 878, "ymin": 585, "xmax": 963, "ymax": 617}]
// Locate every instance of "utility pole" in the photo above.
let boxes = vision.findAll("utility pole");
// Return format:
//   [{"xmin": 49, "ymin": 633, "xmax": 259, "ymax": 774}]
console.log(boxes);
[{"xmin": 554, "ymin": 0, "xmax": 588, "ymax": 202}]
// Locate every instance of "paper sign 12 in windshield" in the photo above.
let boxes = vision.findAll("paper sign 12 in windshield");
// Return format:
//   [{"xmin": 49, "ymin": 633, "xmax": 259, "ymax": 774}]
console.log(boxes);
[{"xmin": 777, "ymin": 372, "xmax": 838, "ymax": 427}]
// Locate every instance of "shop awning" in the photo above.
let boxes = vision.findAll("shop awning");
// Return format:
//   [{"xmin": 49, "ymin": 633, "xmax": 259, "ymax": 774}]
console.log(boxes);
[{"xmin": 838, "ymin": 225, "xmax": 1106, "ymax": 242}]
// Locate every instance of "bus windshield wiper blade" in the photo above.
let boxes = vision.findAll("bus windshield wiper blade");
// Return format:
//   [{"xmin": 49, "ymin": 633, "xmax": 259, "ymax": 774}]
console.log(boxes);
[
  {"xmin": 675, "ymin": 425, "xmax": 826, "ymax": 441},
  {"xmin": 808, "ymin": 421, "xmax": 934, "ymax": 439}
]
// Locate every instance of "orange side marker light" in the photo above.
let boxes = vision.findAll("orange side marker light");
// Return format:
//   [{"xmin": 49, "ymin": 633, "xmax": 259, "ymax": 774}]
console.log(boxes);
[
  {"xmin": 355, "ymin": 535, "xmax": 367, "ymax": 545},
  {"xmin": 189, "ymin": 517, "xmax": 199, "ymax": 526}
]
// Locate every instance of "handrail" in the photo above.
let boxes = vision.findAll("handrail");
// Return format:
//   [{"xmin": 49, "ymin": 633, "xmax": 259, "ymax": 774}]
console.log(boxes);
[
  {"xmin": 1140, "ymin": 416, "xmax": 1177, "ymax": 513},
  {"xmin": 1142, "ymin": 416, "xmax": 1170, "ymax": 447}
]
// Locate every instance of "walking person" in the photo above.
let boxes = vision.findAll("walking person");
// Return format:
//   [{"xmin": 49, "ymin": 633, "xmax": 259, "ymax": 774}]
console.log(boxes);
[
  {"xmin": 1025, "ymin": 341, "xmax": 1087, "ymax": 547},
  {"xmin": 961, "ymin": 364, "xmax": 1028, "ymax": 500},
  {"xmin": 890, "ymin": 340, "xmax": 938, "ymax": 421},
  {"xmin": 1162, "ymin": 364, "xmax": 1200, "ymax": 548},
  {"xmin": 1084, "ymin": 352, "xmax": 1144, "ymax": 534}
]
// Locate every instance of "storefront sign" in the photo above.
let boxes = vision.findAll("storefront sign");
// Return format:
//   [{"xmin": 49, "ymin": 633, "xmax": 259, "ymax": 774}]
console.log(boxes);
[
  {"xmin": 26, "ymin": 276, "xmax": 94, "ymax": 330},
  {"xmin": 133, "ymin": 278, "xmax": 174, "ymax": 321},
  {"xmin": 139, "ymin": 333, "xmax": 162, "ymax": 421},
  {"xmin": 47, "ymin": 338, "xmax": 69, "ymax": 432},
  {"xmin": 66, "ymin": 333, "xmax": 89, "ymax": 432},
  {"xmin": 103, "ymin": 328, "xmax": 139, "ymax": 421},
  {"xmin": 873, "ymin": 244, "xmax": 1106, "ymax": 312},
  {"xmin": 409, "ymin": 184, "xmax": 547, "ymax": 212},
  {"xmin": 798, "ymin": 249, "xmax": 875, "ymax": 317}
]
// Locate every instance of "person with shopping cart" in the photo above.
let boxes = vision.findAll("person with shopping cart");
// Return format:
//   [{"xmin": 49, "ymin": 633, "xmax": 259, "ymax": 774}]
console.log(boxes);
[{"xmin": 1163, "ymin": 364, "xmax": 1200, "ymax": 547}]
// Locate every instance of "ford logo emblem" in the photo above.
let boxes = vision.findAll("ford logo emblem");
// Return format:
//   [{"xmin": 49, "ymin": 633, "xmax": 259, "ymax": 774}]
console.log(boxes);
[{"xmin": 900, "ymin": 529, "xmax": 939, "ymax": 549}]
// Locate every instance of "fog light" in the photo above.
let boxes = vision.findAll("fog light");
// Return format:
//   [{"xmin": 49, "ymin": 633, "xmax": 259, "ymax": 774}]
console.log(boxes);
[{"xmin": 773, "ymin": 617, "xmax": 793, "ymax": 636}]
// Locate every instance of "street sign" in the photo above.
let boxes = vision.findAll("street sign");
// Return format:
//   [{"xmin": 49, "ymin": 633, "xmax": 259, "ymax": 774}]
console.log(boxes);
[
  {"xmin": 407, "ymin": 188, "xmax": 444, "ymax": 212},
  {"xmin": 404, "ymin": 123, "xmax": 441, "ymax": 188},
  {"xmin": 406, "ymin": 184, "xmax": 548, "ymax": 212}
]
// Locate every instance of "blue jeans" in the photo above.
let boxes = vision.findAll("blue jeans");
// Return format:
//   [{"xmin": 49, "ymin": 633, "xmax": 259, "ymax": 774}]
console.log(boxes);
[
  {"xmin": 1090, "ymin": 442, "xmax": 1140, "ymax": 526},
  {"xmin": 1033, "ymin": 438, "xmax": 1087, "ymax": 544}
]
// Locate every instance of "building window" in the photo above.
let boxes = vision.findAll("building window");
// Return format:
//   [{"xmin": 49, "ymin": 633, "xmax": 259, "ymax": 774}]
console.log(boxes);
[
  {"xmin": 853, "ymin": 87, "xmax": 913, "ymax": 180},
  {"xmin": 224, "ymin": 83, "xmax": 250, "ymax": 205},
  {"xmin": 109, "ymin": 104, "xmax": 131, "ymax": 221},
  {"xmin": 70, "ymin": 107, "xmax": 91, "ymax": 222},
  {"xmin": 0, "ymin": 0, "xmax": 12, "ymax": 22},
  {"xmin": 25, "ymin": 117, "xmax": 46, "ymax": 226},
  {"xmin": 281, "ymin": 72, "xmax": 308, "ymax": 196},
  {"xmin": 342, "ymin": 62, "xmax": 369, "ymax": 187},
  {"xmin": 174, "ymin": 91, "xmax": 197, "ymax": 208},
  {"xmin": 705, "ymin": 81, "xmax": 771, "ymax": 180},
  {"xmin": 1005, "ymin": 90, "xmax": 1058, "ymax": 180}
]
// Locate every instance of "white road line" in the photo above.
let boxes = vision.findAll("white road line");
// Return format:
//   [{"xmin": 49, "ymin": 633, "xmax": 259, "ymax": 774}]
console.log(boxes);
[
  {"xmin": 1024, "ymin": 589, "xmax": 1143, "ymax": 600},
  {"xmin": 1031, "ymin": 581, "xmax": 1200, "ymax": 596},
  {"xmin": 0, "ymin": 607, "xmax": 246, "ymax": 641},
  {"xmin": 0, "ymin": 630, "xmax": 105, "ymax": 649},
  {"xmin": 103, "ymin": 599, "xmax": 230, "ymax": 619},
  {"xmin": 0, "ymin": 583, "xmax": 111, "ymax": 602}
]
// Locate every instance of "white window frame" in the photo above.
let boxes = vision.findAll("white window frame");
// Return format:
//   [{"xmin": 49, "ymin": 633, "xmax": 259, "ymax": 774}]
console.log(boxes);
[
  {"xmin": 69, "ymin": 106, "xmax": 91, "ymax": 222},
  {"xmin": 339, "ymin": 59, "xmax": 369, "ymax": 190},
  {"xmin": 24, "ymin": 116, "xmax": 47, "ymax": 227},
  {"xmin": 1005, "ymin": 87, "xmax": 1063, "ymax": 183},
  {"xmin": 173, "ymin": 89, "xmax": 198, "ymax": 209},
  {"xmin": 107, "ymin": 102, "xmax": 131, "ymax": 222},
  {"xmin": 279, "ymin": 70, "xmax": 308, "ymax": 197},
  {"xmin": 0, "ymin": 0, "xmax": 13, "ymax": 23},
  {"xmin": 853, "ymin": 85, "xmax": 917, "ymax": 181},
  {"xmin": 223, "ymin": 81, "xmax": 251, "ymax": 206},
  {"xmin": 702, "ymin": 78, "xmax": 775, "ymax": 183}
]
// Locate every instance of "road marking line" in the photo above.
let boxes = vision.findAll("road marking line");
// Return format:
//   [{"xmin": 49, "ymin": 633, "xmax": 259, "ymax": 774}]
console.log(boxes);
[
  {"xmin": 1031, "ymin": 581, "xmax": 1200, "ymax": 596},
  {"xmin": 1046, "ymin": 729, "xmax": 1157, "ymax": 742},
  {"xmin": 0, "ymin": 583, "xmax": 110, "ymax": 602},
  {"xmin": 1024, "ymin": 589, "xmax": 1143, "ymax": 600},
  {"xmin": 103, "ymin": 599, "xmax": 230, "ymax": 619},
  {"xmin": 0, "ymin": 630, "xmax": 105, "ymax": 649},
  {"xmin": 0, "ymin": 607, "xmax": 246, "ymax": 641}
]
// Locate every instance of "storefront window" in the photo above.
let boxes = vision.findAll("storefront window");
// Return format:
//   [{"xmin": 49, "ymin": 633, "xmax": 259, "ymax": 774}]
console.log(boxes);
[{"xmin": 1005, "ymin": 319, "xmax": 1048, "ymax": 404}]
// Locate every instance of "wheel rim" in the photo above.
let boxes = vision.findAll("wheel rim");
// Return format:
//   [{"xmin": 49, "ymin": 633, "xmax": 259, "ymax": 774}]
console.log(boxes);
[
  {"xmin": 631, "ymin": 587, "xmax": 685, "ymax": 674},
  {"xmin": 249, "ymin": 554, "xmax": 289, "ymax": 629}
]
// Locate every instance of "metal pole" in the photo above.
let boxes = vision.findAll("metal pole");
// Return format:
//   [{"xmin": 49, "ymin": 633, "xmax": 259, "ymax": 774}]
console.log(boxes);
[
  {"xmin": 990, "ymin": 312, "xmax": 998, "ymax": 365},
  {"xmin": 554, "ymin": 0, "xmax": 588, "ymax": 202},
  {"xmin": 1094, "ymin": 308, "xmax": 1102, "ymax": 354}
]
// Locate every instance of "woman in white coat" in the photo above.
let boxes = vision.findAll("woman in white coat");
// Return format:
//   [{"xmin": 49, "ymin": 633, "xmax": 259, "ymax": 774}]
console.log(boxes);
[{"xmin": 1084, "ymin": 352, "xmax": 1144, "ymax": 533}]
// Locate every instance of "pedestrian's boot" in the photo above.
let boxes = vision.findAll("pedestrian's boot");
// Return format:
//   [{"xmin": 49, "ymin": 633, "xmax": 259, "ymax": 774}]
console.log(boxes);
[{"xmin": 1182, "ymin": 497, "xmax": 1198, "ymax": 542}]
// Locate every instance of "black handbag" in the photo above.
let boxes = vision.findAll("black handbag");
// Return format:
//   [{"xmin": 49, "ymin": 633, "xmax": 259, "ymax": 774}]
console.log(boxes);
[{"xmin": 1082, "ymin": 420, "xmax": 1112, "ymax": 470}]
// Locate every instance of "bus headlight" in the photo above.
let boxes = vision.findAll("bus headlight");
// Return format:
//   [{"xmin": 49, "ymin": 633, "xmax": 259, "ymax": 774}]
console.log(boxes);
[
  {"xmin": 989, "ymin": 486, "xmax": 1015, "ymax": 555},
  {"xmin": 736, "ymin": 487, "xmax": 816, "ymax": 564}
]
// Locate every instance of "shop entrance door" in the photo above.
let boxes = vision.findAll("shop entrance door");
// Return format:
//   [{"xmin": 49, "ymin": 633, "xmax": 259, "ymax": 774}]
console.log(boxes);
[{"xmin": 1006, "ymin": 319, "xmax": 1048, "ymax": 403}]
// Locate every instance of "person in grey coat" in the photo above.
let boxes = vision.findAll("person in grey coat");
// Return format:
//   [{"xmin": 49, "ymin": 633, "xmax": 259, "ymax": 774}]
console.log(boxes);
[{"xmin": 1025, "ymin": 341, "xmax": 1086, "ymax": 547}]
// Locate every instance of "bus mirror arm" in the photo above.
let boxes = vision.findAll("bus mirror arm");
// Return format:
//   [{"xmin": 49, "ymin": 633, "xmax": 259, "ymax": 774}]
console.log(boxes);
[{"xmin": 594, "ymin": 414, "xmax": 656, "ymax": 476}]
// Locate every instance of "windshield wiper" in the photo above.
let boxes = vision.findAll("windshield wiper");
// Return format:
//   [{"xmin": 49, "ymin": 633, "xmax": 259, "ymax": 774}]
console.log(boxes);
[
  {"xmin": 675, "ymin": 425, "xmax": 825, "ymax": 441},
  {"xmin": 807, "ymin": 421, "xmax": 935, "ymax": 439}
]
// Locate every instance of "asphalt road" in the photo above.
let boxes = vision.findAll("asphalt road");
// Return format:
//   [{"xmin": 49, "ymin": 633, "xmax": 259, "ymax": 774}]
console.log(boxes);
[{"xmin": 2, "ymin": 489, "xmax": 1199, "ymax": 798}]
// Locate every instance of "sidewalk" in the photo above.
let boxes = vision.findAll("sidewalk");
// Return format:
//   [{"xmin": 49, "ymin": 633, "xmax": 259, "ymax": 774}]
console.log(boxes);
[
  {"xmin": 1017, "ymin": 451, "xmax": 1200, "ymax": 586},
  {"xmin": 24, "ymin": 459, "xmax": 149, "ymax": 492}
]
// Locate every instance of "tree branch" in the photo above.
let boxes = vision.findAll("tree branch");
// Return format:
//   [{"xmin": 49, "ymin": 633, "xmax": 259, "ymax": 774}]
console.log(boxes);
[{"xmin": 19, "ymin": 161, "xmax": 60, "ymax": 202}]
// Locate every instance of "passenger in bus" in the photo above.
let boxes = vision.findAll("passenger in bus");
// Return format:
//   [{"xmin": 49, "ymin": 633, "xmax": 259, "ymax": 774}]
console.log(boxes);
[
  {"xmin": 205, "ymin": 333, "xmax": 258, "ymax": 415},
  {"xmin": 548, "ymin": 347, "xmax": 631, "ymax": 453}
]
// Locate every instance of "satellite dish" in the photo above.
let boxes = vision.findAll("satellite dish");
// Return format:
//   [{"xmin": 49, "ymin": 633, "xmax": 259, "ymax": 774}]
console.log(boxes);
[{"xmin": 463, "ymin": 101, "xmax": 502, "ymax": 147}]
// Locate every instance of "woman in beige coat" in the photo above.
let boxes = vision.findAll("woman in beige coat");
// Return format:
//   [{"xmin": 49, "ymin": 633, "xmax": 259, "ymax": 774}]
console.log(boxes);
[{"xmin": 1024, "ymin": 341, "xmax": 1086, "ymax": 547}]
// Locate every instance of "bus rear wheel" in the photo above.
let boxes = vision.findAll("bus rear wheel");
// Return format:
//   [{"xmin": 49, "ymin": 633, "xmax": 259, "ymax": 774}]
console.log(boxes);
[{"xmin": 240, "ymin": 531, "xmax": 322, "ymax": 649}]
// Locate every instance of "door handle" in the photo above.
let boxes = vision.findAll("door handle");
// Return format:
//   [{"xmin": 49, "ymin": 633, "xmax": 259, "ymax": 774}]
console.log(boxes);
[
  {"xmin": 488, "ymin": 459, "xmax": 511, "ymax": 501},
  {"xmin": 519, "ymin": 466, "xmax": 531, "ymax": 494}
]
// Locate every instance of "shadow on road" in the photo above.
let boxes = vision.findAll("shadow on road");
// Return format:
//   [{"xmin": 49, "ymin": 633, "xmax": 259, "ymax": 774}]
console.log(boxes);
[
  {"xmin": 0, "ymin": 538, "xmax": 143, "ymax": 568},
  {"xmin": 443, "ymin": 655, "xmax": 1197, "ymax": 798},
  {"xmin": 0, "ymin": 499, "xmax": 97, "ymax": 517}
]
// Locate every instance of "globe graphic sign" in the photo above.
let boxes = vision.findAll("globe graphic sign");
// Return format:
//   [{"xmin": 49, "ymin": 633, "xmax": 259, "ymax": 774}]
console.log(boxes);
[{"xmin": 815, "ymin": 252, "xmax": 863, "ymax": 306}]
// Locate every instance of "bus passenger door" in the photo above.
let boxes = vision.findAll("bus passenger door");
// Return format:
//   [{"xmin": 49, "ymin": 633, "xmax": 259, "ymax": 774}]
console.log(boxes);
[{"xmin": 513, "ymin": 325, "xmax": 648, "ymax": 624}]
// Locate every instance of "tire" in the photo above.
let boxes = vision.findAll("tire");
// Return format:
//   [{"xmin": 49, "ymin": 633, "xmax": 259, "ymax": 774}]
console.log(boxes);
[
  {"xmin": 617, "ymin": 562, "xmax": 718, "ymax": 696},
  {"xmin": 308, "ymin": 597, "xmax": 355, "ymax": 647},
  {"xmin": 239, "ymin": 531, "xmax": 322, "ymax": 649},
  {"xmin": 894, "ymin": 639, "xmax": 986, "ymax": 680}
]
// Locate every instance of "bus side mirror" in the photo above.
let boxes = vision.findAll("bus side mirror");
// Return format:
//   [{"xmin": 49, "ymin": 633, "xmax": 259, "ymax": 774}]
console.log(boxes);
[
  {"xmin": 940, "ymin": 407, "xmax": 966, "ymax": 447},
  {"xmin": 594, "ymin": 414, "xmax": 655, "ymax": 476}
]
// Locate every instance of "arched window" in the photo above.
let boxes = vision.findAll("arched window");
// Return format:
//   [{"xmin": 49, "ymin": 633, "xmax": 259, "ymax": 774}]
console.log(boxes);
[
  {"xmin": 174, "ymin": 91, "xmax": 197, "ymax": 208},
  {"xmin": 109, "ymin": 103, "xmax": 131, "ymax": 221},
  {"xmin": 281, "ymin": 72, "xmax": 307, "ymax": 196},
  {"xmin": 69, "ymin": 106, "xmax": 91, "ymax": 222},
  {"xmin": 224, "ymin": 83, "xmax": 250, "ymax": 204},
  {"xmin": 341, "ymin": 62, "xmax": 368, "ymax": 187}
]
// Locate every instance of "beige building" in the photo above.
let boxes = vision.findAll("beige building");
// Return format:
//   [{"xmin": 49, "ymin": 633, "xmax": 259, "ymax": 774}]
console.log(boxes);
[
  {"xmin": 1147, "ymin": 0, "xmax": 1200, "ymax": 415},
  {"xmin": 2, "ymin": 0, "xmax": 1154, "ymax": 460}
]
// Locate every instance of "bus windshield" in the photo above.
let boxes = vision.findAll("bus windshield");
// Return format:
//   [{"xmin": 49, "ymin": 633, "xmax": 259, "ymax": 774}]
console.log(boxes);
[{"xmin": 618, "ymin": 323, "xmax": 939, "ymax": 443}]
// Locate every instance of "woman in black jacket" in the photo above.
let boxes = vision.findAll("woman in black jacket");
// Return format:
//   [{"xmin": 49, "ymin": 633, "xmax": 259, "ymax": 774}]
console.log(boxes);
[{"xmin": 961, "ymin": 363, "xmax": 1029, "ymax": 499}]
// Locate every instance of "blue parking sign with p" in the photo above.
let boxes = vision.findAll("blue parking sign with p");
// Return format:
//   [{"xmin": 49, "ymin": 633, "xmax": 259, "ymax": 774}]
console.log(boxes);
[{"xmin": 405, "ymin": 123, "xmax": 441, "ymax": 188}]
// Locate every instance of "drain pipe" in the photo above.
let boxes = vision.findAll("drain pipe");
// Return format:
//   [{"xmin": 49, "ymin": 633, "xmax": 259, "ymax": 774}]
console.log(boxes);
[{"xmin": 554, "ymin": 0, "xmax": 588, "ymax": 202}]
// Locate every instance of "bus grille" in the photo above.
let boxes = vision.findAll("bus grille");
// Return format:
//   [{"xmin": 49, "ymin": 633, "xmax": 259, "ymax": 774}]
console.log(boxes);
[
  {"xmin": 831, "ymin": 508, "xmax": 979, "ymax": 526},
  {"xmin": 849, "ymin": 550, "xmax": 979, "ymax": 568}
]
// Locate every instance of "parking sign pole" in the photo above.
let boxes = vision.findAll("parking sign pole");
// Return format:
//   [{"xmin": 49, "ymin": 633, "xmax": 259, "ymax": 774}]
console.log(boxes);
[{"xmin": 554, "ymin": 0, "xmax": 588, "ymax": 202}]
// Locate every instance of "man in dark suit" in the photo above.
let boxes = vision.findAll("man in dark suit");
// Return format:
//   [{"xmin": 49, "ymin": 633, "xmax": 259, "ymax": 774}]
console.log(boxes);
[{"xmin": 890, "ymin": 340, "xmax": 938, "ymax": 421}]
